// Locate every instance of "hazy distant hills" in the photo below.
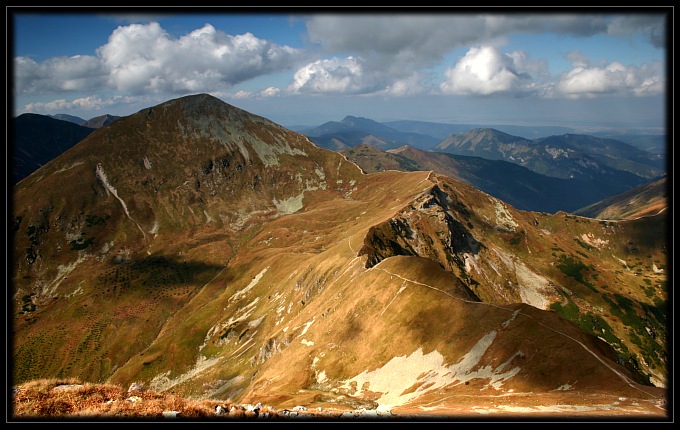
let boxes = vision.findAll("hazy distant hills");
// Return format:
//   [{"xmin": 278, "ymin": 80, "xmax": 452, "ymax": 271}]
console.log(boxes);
[
  {"xmin": 341, "ymin": 143, "xmax": 668, "ymax": 218},
  {"xmin": 341, "ymin": 144, "xmax": 628, "ymax": 214},
  {"xmin": 81, "ymin": 114, "xmax": 121, "ymax": 129},
  {"xmin": 296, "ymin": 116, "xmax": 666, "ymax": 155},
  {"xmin": 12, "ymin": 113, "xmax": 96, "ymax": 185},
  {"xmin": 590, "ymin": 131, "xmax": 667, "ymax": 155},
  {"xmin": 299, "ymin": 118, "xmax": 665, "ymax": 207},
  {"xmin": 49, "ymin": 113, "xmax": 87, "ymax": 125},
  {"xmin": 301, "ymin": 115, "xmax": 440, "ymax": 150},
  {"xmin": 435, "ymin": 128, "xmax": 664, "ymax": 180},
  {"xmin": 11, "ymin": 94, "xmax": 668, "ymax": 418},
  {"xmin": 47, "ymin": 113, "xmax": 122, "ymax": 128}
]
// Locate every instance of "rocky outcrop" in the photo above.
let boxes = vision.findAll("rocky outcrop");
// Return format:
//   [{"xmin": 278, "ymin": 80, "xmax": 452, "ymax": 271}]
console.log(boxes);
[{"xmin": 360, "ymin": 186, "xmax": 480, "ymax": 268}]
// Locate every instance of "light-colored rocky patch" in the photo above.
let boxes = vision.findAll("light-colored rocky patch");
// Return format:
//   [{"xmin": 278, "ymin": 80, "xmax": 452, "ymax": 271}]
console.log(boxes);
[
  {"xmin": 150, "ymin": 355, "xmax": 222, "ymax": 392},
  {"xmin": 248, "ymin": 315, "xmax": 265, "ymax": 328},
  {"xmin": 273, "ymin": 193, "xmax": 305, "ymax": 215},
  {"xmin": 463, "ymin": 253, "xmax": 482, "ymax": 275},
  {"xmin": 149, "ymin": 221, "xmax": 159, "ymax": 236},
  {"xmin": 202, "ymin": 298, "xmax": 261, "ymax": 350},
  {"xmin": 143, "ymin": 156, "xmax": 153, "ymax": 170},
  {"xmin": 493, "ymin": 248, "xmax": 556, "ymax": 309},
  {"xmin": 491, "ymin": 198, "xmax": 517, "ymax": 232},
  {"xmin": 554, "ymin": 383, "xmax": 575, "ymax": 391},
  {"xmin": 230, "ymin": 268, "xmax": 268, "ymax": 303},
  {"xmin": 65, "ymin": 231, "xmax": 83, "ymax": 242},
  {"xmin": 316, "ymin": 369, "xmax": 328, "ymax": 384},
  {"xmin": 299, "ymin": 318, "xmax": 315, "ymax": 336},
  {"xmin": 545, "ymin": 146, "xmax": 571, "ymax": 159},
  {"xmin": 230, "ymin": 208, "xmax": 273, "ymax": 231},
  {"xmin": 580, "ymin": 233, "xmax": 608, "ymax": 249},
  {"xmin": 339, "ymin": 330, "xmax": 521, "ymax": 411},
  {"xmin": 187, "ymin": 115, "xmax": 306, "ymax": 167},
  {"xmin": 45, "ymin": 254, "xmax": 88, "ymax": 298},
  {"xmin": 99, "ymin": 241, "xmax": 114, "ymax": 255},
  {"xmin": 55, "ymin": 161, "xmax": 84, "ymax": 173},
  {"xmin": 95, "ymin": 163, "xmax": 146, "ymax": 238},
  {"xmin": 65, "ymin": 281, "xmax": 85, "ymax": 299},
  {"xmin": 314, "ymin": 166, "xmax": 325, "ymax": 180},
  {"xmin": 612, "ymin": 255, "xmax": 628, "ymax": 268},
  {"xmin": 201, "ymin": 375, "xmax": 245, "ymax": 399}
]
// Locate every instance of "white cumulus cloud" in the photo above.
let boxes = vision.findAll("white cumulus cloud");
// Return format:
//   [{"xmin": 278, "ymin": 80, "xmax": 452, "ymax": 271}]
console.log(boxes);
[
  {"xmin": 97, "ymin": 22, "xmax": 302, "ymax": 94},
  {"xmin": 23, "ymin": 95, "xmax": 139, "ymax": 114},
  {"xmin": 556, "ymin": 56, "xmax": 664, "ymax": 98},
  {"xmin": 440, "ymin": 45, "xmax": 537, "ymax": 96},
  {"xmin": 14, "ymin": 55, "xmax": 106, "ymax": 94},
  {"xmin": 14, "ymin": 22, "xmax": 303, "ymax": 97},
  {"xmin": 287, "ymin": 56, "xmax": 374, "ymax": 94},
  {"xmin": 259, "ymin": 86, "xmax": 281, "ymax": 97}
]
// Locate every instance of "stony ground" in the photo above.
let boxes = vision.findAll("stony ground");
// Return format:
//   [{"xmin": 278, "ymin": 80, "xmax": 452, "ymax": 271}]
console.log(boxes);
[{"xmin": 11, "ymin": 381, "xmax": 669, "ymax": 422}]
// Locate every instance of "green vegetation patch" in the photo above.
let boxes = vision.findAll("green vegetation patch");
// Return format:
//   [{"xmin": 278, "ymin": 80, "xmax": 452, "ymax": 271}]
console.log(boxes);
[
  {"xmin": 574, "ymin": 237, "xmax": 593, "ymax": 251},
  {"xmin": 556, "ymin": 253, "xmax": 598, "ymax": 292},
  {"xmin": 601, "ymin": 292, "xmax": 666, "ymax": 374},
  {"xmin": 551, "ymin": 292, "xmax": 653, "ymax": 385}
]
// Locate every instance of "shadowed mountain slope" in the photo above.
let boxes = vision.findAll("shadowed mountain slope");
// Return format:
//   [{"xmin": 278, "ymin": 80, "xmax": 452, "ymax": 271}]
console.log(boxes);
[
  {"xmin": 12, "ymin": 113, "xmax": 96, "ymax": 185},
  {"xmin": 11, "ymin": 94, "xmax": 668, "ymax": 419}
]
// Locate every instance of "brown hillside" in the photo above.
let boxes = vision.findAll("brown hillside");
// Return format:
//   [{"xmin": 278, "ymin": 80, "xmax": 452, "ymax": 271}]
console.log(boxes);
[{"xmin": 11, "ymin": 94, "xmax": 669, "ymax": 421}]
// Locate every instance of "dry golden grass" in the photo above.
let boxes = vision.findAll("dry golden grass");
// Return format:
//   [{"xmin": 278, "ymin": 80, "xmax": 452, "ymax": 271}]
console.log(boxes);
[
  {"xmin": 10, "ymin": 378, "xmax": 358, "ymax": 421},
  {"xmin": 11, "ymin": 378, "xmax": 230, "ymax": 420}
]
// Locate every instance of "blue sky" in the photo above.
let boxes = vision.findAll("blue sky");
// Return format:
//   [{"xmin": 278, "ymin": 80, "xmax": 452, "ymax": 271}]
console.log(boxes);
[{"xmin": 8, "ymin": 7, "xmax": 670, "ymax": 132}]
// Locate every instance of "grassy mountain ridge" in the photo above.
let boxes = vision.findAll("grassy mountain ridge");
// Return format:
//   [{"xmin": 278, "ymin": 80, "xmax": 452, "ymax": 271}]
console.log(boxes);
[
  {"xmin": 573, "ymin": 176, "xmax": 668, "ymax": 220},
  {"xmin": 11, "ymin": 94, "xmax": 669, "ymax": 419}
]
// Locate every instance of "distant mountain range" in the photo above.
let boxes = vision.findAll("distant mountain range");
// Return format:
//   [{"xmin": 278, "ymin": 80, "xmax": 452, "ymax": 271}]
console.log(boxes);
[
  {"xmin": 48, "ymin": 113, "xmax": 121, "ymax": 128},
  {"xmin": 434, "ymin": 128, "xmax": 664, "ymax": 184},
  {"xmin": 315, "ymin": 120, "xmax": 665, "ymax": 214},
  {"xmin": 295, "ymin": 116, "xmax": 667, "ymax": 155},
  {"xmin": 48, "ymin": 113, "xmax": 87, "ymax": 125},
  {"xmin": 299, "ymin": 115, "xmax": 440, "ymax": 150}
]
